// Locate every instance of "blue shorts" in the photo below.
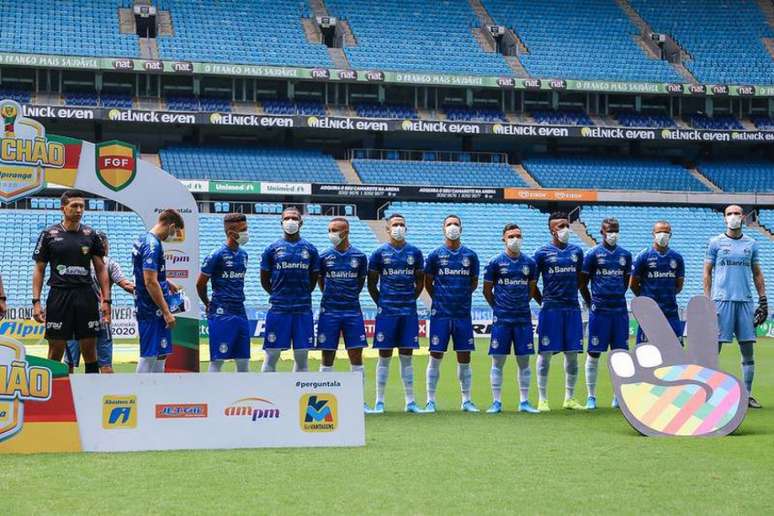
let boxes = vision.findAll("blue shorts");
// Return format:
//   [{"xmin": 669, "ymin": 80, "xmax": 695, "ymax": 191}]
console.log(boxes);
[
  {"xmin": 588, "ymin": 310, "xmax": 630, "ymax": 353},
  {"xmin": 429, "ymin": 317, "xmax": 474, "ymax": 353},
  {"xmin": 138, "ymin": 317, "xmax": 173, "ymax": 358},
  {"xmin": 489, "ymin": 321, "xmax": 534, "ymax": 356},
  {"xmin": 263, "ymin": 310, "xmax": 314, "ymax": 350},
  {"xmin": 373, "ymin": 313, "xmax": 419, "ymax": 349},
  {"xmin": 317, "ymin": 311, "xmax": 367, "ymax": 350},
  {"xmin": 537, "ymin": 307, "xmax": 583, "ymax": 353},
  {"xmin": 637, "ymin": 316, "xmax": 683, "ymax": 344},
  {"xmin": 63, "ymin": 327, "xmax": 113, "ymax": 367},
  {"xmin": 716, "ymin": 300, "xmax": 756, "ymax": 343},
  {"xmin": 208, "ymin": 313, "xmax": 251, "ymax": 360}
]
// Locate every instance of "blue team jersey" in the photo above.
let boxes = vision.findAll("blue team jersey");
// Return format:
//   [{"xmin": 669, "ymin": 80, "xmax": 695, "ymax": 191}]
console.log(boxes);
[
  {"xmin": 202, "ymin": 244, "xmax": 248, "ymax": 314},
  {"xmin": 260, "ymin": 238, "xmax": 319, "ymax": 313},
  {"xmin": 631, "ymin": 247, "xmax": 684, "ymax": 318},
  {"xmin": 533, "ymin": 243, "xmax": 583, "ymax": 310},
  {"xmin": 369, "ymin": 243, "xmax": 424, "ymax": 316},
  {"xmin": 483, "ymin": 251, "xmax": 536, "ymax": 324},
  {"xmin": 424, "ymin": 245, "xmax": 479, "ymax": 319},
  {"xmin": 705, "ymin": 233, "xmax": 760, "ymax": 302},
  {"xmin": 319, "ymin": 246, "xmax": 368, "ymax": 314},
  {"xmin": 582, "ymin": 244, "xmax": 632, "ymax": 313},
  {"xmin": 132, "ymin": 232, "xmax": 170, "ymax": 320}
]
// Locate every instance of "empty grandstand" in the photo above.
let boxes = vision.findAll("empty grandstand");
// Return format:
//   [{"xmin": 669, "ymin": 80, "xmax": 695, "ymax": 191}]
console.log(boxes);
[
  {"xmin": 698, "ymin": 161, "xmax": 774, "ymax": 193},
  {"xmin": 353, "ymin": 159, "xmax": 528, "ymax": 188}
]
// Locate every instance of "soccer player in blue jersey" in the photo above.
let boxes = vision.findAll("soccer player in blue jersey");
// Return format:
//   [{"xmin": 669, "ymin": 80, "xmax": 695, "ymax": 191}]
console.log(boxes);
[
  {"xmin": 423, "ymin": 215, "xmax": 480, "ymax": 413},
  {"xmin": 704, "ymin": 205, "xmax": 767, "ymax": 408},
  {"xmin": 630, "ymin": 221, "xmax": 684, "ymax": 344},
  {"xmin": 260, "ymin": 207, "xmax": 319, "ymax": 373},
  {"xmin": 533, "ymin": 212, "xmax": 585, "ymax": 411},
  {"xmin": 483, "ymin": 223, "xmax": 540, "ymax": 414},
  {"xmin": 579, "ymin": 218, "xmax": 632, "ymax": 410},
  {"xmin": 317, "ymin": 217, "xmax": 370, "ymax": 409},
  {"xmin": 197, "ymin": 213, "xmax": 251, "ymax": 373},
  {"xmin": 132, "ymin": 209, "xmax": 184, "ymax": 373},
  {"xmin": 368, "ymin": 213, "xmax": 424, "ymax": 413}
]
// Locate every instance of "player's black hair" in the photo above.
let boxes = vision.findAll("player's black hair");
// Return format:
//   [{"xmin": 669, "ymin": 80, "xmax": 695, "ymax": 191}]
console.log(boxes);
[
  {"xmin": 330, "ymin": 216, "xmax": 349, "ymax": 227},
  {"xmin": 158, "ymin": 208, "xmax": 185, "ymax": 228},
  {"xmin": 224, "ymin": 212, "xmax": 246, "ymax": 225},
  {"xmin": 60, "ymin": 189, "xmax": 85, "ymax": 206},
  {"xmin": 444, "ymin": 214, "xmax": 461, "ymax": 225},
  {"xmin": 281, "ymin": 205, "xmax": 301, "ymax": 218},
  {"xmin": 96, "ymin": 230, "xmax": 109, "ymax": 247},
  {"xmin": 502, "ymin": 223, "xmax": 520, "ymax": 235},
  {"xmin": 548, "ymin": 211, "xmax": 569, "ymax": 226},
  {"xmin": 601, "ymin": 217, "xmax": 619, "ymax": 229},
  {"xmin": 386, "ymin": 213, "xmax": 405, "ymax": 223}
]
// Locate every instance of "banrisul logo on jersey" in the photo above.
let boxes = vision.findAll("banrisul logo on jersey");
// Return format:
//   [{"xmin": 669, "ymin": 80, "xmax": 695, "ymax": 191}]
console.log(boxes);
[
  {"xmin": 95, "ymin": 140, "xmax": 137, "ymax": 191},
  {"xmin": 0, "ymin": 99, "xmax": 70, "ymax": 202},
  {"xmin": 0, "ymin": 337, "xmax": 52, "ymax": 442}
]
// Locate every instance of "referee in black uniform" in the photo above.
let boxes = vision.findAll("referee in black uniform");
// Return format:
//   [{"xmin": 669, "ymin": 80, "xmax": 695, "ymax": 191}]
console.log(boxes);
[{"xmin": 32, "ymin": 190, "xmax": 111, "ymax": 373}]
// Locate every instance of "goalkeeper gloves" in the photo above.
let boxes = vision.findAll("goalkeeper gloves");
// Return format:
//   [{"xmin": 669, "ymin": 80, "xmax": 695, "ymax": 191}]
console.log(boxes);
[{"xmin": 754, "ymin": 295, "xmax": 768, "ymax": 327}]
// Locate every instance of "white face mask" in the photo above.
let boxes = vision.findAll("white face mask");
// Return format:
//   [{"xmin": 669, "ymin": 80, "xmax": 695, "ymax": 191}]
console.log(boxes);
[
  {"xmin": 163, "ymin": 227, "xmax": 178, "ymax": 242},
  {"xmin": 282, "ymin": 219, "xmax": 300, "ymax": 235},
  {"xmin": 726, "ymin": 214, "xmax": 742, "ymax": 230},
  {"xmin": 236, "ymin": 231, "xmax": 249, "ymax": 246},
  {"xmin": 328, "ymin": 231, "xmax": 343, "ymax": 246},
  {"xmin": 506, "ymin": 236, "xmax": 522, "ymax": 253},
  {"xmin": 654, "ymin": 232, "xmax": 670, "ymax": 247},
  {"xmin": 445, "ymin": 224, "xmax": 461, "ymax": 241},
  {"xmin": 604, "ymin": 232, "xmax": 619, "ymax": 246},
  {"xmin": 556, "ymin": 227, "xmax": 571, "ymax": 244},
  {"xmin": 390, "ymin": 225, "xmax": 406, "ymax": 241}
]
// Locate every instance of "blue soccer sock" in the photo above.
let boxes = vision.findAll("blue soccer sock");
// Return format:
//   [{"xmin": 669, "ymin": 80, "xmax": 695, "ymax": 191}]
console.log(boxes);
[{"xmin": 740, "ymin": 341, "xmax": 755, "ymax": 394}]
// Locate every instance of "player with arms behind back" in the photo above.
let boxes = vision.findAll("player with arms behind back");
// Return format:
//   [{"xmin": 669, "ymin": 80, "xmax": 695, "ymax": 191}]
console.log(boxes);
[
  {"xmin": 423, "ymin": 215, "xmax": 480, "ymax": 413},
  {"xmin": 704, "ymin": 205, "xmax": 767, "ymax": 408},
  {"xmin": 316, "ymin": 217, "xmax": 370, "ymax": 411},
  {"xmin": 483, "ymin": 223, "xmax": 540, "ymax": 414},
  {"xmin": 630, "ymin": 220, "xmax": 684, "ymax": 344},
  {"xmin": 533, "ymin": 212, "xmax": 585, "ymax": 411},
  {"xmin": 579, "ymin": 217, "xmax": 632, "ymax": 410},
  {"xmin": 132, "ymin": 209, "xmax": 184, "ymax": 373},
  {"xmin": 368, "ymin": 213, "xmax": 424, "ymax": 413},
  {"xmin": 197, "ymin": 213, "xmax": 251, "ymax": 373},
  {"xmin": 260, "ymin": 207, "xmax": 319, "ymax": 372}
]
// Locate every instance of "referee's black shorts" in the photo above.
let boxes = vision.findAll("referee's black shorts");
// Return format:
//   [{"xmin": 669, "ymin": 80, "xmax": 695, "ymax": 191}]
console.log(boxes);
[{"xmin": 45, "ymin": 286, "xmax": 100, "ymax": 340}]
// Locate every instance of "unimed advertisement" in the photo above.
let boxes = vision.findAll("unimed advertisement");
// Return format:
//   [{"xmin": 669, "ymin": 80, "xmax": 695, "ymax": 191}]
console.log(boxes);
[{"xmin": 70, "ymin": 372, "xmax": 365, "ymax": 451}]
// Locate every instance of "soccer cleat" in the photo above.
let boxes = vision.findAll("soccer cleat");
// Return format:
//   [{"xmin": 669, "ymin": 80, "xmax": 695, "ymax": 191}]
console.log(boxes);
[
  {"xmin": 461, "ymin": 400, "xmax": 480, "ymax": 412},
  {"xmin": 518, "ymin": 401, "xmax": 540, "ymax": 414},
  {"xmin": 585, "ymin": 396, "xmax": 597, "ymax": 410},
  {"xmin": 611, "ymin": 395, "xmax": 619, "ymax": 409},
  {"xmin": 486, "ymin": 401, "xmax": 502, "ymax": 413},
  {"xmin": 563, "ymin": 398, "xmax": 586, "ymax": 410},
  {"xmin": 364, "ymin": 403, "xmax": 376, "ymax": 414},
  {"xmin": 372, "ymin": 401, "xmax": 385, "ymax": 414},
  {"xmin": 748, "ymin": 396, "xmax": 762, "ymax": 409},
  {"xmin": 405, "ymin": 401, "xmax": 422, "ymax": 413},
  {"xmin": 424, "ymin": 400, "xmax": 437, "ymax": 413},
  {"xmin": 538, "ymin": 399, "xmax": 551, "ymax": 412}
]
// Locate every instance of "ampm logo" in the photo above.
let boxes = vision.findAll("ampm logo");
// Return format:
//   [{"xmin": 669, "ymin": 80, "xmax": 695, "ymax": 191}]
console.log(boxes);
[
  {"xmin": 0, "ymin": 337, "xmax": 52, "ymax": 443},
  {"xmin": 102, "ymin": 395, "xmax": 137, "ymax": 429},
  {"xmin": 155, "ymin": 403, "xmax": 208, "ymax": 419},
  {"xmin": 299, "ymin": 394, "xmax": 337, "ymax": 432},
  {"xmin": 224, "ymin": 397, "xmax": 280, "ymax": 422}
]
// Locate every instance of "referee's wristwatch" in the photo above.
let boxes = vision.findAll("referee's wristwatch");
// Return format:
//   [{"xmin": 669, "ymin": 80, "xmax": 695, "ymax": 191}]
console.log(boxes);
[{"xmin": 32, "ymin": 298, "xmax": 40, "ymax": 305}]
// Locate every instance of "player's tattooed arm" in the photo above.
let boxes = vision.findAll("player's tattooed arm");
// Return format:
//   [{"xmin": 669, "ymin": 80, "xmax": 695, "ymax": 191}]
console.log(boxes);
[
  {"xmin": 483, "ymin": 281, "xmax": 495, "ymax": 308},
  {"xmin": 367, "ymin": 270, "xmax": 380, "ymax": 305},
  {"xmin": 424, "ymin": 273, "xmax": 434, "ymax": 298},
  {"xmin": 196, "ymin": 273, "xmax": 210, "ymax": 312},
  {"xmin": 579, "ymin": 272, "xmax": 592, "ymax": 308},
  {"xmin": 414, "ymin": 269, "xmax": 424, "ymax": 299},
  {"xmin": 260, "ymin": 269, "xmax": 272, "ymax": 294},
  {"xmin": 753, "ymin": 262, "xmax": 766, "ymax": 299},
  {"xmin": 530, "ymin": 280, "xmax": 542, "ymax": 306}
]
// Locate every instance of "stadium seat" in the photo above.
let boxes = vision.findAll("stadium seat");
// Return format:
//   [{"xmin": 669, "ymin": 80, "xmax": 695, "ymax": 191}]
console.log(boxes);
[
  {"xmin": 352, "ymin": 159, "xmax": 529, "ymax": 188},
  {"xmin": 698, "ymin": 161, "xmax": 774, "ymax": 193}
]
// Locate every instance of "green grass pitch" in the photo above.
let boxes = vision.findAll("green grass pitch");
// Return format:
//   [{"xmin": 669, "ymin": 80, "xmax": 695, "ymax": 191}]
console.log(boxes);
[{"xmin": 3, "ymin": 338, "xmax": 774, "ymax": 514}]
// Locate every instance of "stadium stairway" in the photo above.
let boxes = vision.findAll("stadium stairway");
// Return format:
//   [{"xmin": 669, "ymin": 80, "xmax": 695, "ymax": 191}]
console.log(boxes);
[
  {"xmin": 615, "ymin": 0, "xmax": 697, "ymax": 83},
  {"xmin": 687, "ymin": 167, "xmax": 723, "ymax": 192},
  {"xmin": 510, "ymin": 163, "xmax": 541, "ymax": 188},
  {"xmin": 571, "ymin": 219, "xmax": 597, "ymax": 247},
  {"xmin": 467, "ymin": 0, "xmax": 530, "ymax": 77},
  {"xmin": 337, "ymin": 160, "xmax": 362, "ymax": 184}
]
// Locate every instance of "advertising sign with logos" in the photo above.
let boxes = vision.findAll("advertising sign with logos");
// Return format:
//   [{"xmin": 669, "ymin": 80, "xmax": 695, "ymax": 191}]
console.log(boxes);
[{"xmin": 69, "ymin": 372, "xmax": 365, "ymax": 451}]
